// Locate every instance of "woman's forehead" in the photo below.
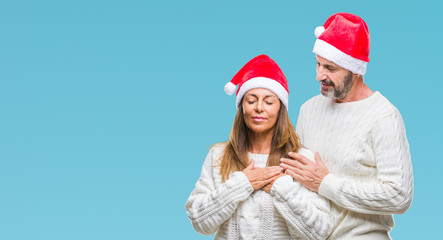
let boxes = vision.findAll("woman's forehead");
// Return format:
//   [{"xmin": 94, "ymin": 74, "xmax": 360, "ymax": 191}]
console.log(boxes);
[{"xmin": 244, "ymin": 88, "xmax": 278, "ymax": 98}]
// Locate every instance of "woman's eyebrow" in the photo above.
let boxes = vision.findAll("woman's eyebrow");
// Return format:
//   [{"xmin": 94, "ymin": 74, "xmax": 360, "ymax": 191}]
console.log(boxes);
[
  {"xmin": 245, "ymin": 94, "xmax": 258, "ymax": 98},
  {"xmin": 264, "ymin": 95, "xmax": 278, "ymax": 99},
  {"xmin": 245, "ymin": 94, "xmax": 277, "ymax": 99}
]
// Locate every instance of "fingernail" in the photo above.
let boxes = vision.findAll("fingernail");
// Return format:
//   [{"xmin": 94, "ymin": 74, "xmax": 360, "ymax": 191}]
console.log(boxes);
[{"xmin": 280, "ymin": 158, "xmax": 284, "ymax": 162}]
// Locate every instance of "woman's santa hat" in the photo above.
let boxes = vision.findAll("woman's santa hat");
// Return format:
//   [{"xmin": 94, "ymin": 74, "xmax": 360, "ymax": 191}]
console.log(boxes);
[
  {"xmin": 224, "ymin": 54, "xmax": 289, "ymax": 110},
  {"xmin": 313, "ymin": 13, "xmax": 370, "ymax": 75}
]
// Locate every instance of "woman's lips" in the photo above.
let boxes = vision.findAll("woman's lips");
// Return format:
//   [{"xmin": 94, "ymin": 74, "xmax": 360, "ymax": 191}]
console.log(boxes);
[{"xmin": 252, "ymin": 117, "xmax": 265, "ymax": 122}]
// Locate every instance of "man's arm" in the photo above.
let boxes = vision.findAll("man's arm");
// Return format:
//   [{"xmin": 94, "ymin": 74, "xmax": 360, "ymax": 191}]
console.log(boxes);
[{"xmin": 284, "ymin": 110, "xmax": 414, "ymax": 215}]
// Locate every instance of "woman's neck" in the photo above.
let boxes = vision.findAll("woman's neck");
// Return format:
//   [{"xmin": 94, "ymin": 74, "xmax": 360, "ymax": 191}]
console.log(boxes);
[{"xmin": 247, "ymin": 129, "xmax": 274, "ymax": 154}]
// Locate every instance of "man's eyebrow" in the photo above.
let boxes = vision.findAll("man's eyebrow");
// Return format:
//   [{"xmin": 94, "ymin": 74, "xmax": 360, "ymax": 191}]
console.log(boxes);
[
  {"xmin": 324, "ymin": 63, "xmax": 336, "ymax": 68},
  {"xmin": 316, "ymin": 58, "xmax": 339, "ymax": 69}
]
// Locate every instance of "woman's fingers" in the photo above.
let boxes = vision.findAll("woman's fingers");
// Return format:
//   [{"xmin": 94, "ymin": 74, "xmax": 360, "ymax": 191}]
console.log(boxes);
[
  {"xmin": 244, "ymin": 166, "xmax": 284, "ymax": 190},
  {"xmin": 245, "ymin": 159, "xmax": 255, "ymax": 170},
  {"xmin": 257, "ymin": 173, "xmax": 280, "ymax": 189},
  {"xmin": 264, "ymin": 167, "xmax": 283, "ymax": 178}
]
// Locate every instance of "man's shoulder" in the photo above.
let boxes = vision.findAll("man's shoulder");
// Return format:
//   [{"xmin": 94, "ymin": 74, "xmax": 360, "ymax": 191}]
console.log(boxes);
[
  {"xmin": 371, "ymin": 92, "xmax": 402, "ymax": 117},
  {"xmin": 300, "ymin": 94, "xmax": 325, "ymax": 109}
]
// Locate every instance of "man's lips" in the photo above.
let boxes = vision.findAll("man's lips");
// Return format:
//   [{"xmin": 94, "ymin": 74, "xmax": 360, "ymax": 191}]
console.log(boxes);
[{"xmin": 321, "ymin": 80, "xmax": 334, "ymax": 88}]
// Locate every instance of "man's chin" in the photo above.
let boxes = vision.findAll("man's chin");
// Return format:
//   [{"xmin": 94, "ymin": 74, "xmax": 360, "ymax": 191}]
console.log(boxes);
[{"xmin": 320, "ymin": 88, "xmax": 335, "ymax": 99}]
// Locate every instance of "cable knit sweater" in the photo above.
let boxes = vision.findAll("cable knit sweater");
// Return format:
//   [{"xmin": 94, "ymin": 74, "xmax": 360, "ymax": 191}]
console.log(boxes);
[
  {"xmin": 185, "ymin": 144, "xmax": 333, "ymax": 240},
  {"xmin": 296, "ymin": 92, "xmax": 414, "ymax": 239}
]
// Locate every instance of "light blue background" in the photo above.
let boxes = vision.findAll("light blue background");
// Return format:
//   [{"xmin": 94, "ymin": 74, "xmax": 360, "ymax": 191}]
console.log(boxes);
[{"xmin": 1, "ymin": 0, "xmax": 442, "ymax": 239}]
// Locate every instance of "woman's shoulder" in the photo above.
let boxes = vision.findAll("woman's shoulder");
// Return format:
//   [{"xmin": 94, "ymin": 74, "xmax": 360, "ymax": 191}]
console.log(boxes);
[
  {"xmin": 207, "ymin": 142, "xmax": 227, "ymax": 160},
  {"xmin": 211, "ymin": 142, "xmax": 227, "ymax": 150}
]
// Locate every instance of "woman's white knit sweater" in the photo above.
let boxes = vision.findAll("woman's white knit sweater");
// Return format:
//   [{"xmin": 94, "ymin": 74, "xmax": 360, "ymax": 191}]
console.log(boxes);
[
  {"xmin": 185, "ymin": 144, "xmax": 333, "ymax": 239},
  {"xmin": 296, "ymin": 92, "xmax": 414, "ymax": 239}
]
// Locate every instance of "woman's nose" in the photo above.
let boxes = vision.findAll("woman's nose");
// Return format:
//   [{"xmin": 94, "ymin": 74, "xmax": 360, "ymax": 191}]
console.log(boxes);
[{"xmin": 255, "ymin": 101, "xmax": 264, "ymax": 112}]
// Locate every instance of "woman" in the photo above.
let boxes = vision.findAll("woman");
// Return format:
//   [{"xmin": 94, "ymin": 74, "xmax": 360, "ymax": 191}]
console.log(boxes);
[{"xmin": 185, "ymin": 55, "xmax": 332, "ymax": 239}]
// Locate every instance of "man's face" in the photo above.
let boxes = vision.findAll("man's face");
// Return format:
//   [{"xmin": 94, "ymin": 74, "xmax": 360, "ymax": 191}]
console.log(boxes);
[{"xmin": 315, "ymin": 55, "xmax": 354, "ymax": 100}]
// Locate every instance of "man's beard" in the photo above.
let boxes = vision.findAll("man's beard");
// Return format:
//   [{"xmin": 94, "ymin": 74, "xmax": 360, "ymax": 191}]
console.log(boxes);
[{"xmin": 321, "ymin": 72, "xmax": 354, "ymax": 100}]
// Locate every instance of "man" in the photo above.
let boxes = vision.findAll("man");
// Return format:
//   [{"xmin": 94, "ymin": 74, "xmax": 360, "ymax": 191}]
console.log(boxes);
[{"xmin": 280, "ymin": 13, "xmax": 414, "ymax": 239}]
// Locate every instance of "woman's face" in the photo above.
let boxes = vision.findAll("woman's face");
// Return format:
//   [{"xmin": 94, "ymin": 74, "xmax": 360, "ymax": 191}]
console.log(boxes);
[{"xmin": 242, "ymin": 88, "xmax": 281, "ymax": 134}]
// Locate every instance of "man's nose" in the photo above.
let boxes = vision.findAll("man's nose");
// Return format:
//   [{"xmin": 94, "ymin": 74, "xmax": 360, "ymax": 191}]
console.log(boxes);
[{"xmin": 316, "ymin": 69, "xmax": 327, "ymax": 81}]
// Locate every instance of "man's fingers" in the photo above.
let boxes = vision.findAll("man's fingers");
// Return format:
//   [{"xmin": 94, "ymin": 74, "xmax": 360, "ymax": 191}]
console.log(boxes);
[
  {"xmin": 286, "ymin": 169, "xmax": 304, "ymax": 183},
  {"xmin": 314, "ymin": 152, "xmax": 326, "ymax": 167},
  {"xmin": 280, "ymin": 160, "xmax": 305, "ymax": 173},
  {"xmin": 280, "ymin": 157, "xmax": 303, "ymax": 168},
  {"xmin": 280, "ymin": 157, "xmax": 293, "ymax": 166},
  {"xmin": 287, "ymin": 152, "xmax": 312, "ymax": 165},
  {"xmin": 287, "ymin": 152, "xmax": 301, "ymax": 160}
]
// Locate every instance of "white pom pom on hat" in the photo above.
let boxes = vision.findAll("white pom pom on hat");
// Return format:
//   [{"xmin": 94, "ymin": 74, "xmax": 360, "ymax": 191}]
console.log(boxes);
[
  {"xmin": 314, "ymin": 26, "xmax": 325, "ymax": 38},
  {"xmin": 224, "ymin": 82, "xmax": 237, "ymax": 95}
]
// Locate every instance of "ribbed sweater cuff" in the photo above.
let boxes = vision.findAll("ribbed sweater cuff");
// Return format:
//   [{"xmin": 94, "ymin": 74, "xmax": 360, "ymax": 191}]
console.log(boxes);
[
  {"xmin": 270, "ymin": 175, "xmax": 295, "ymax": 197},
  {"xmin": 229, "ymin": 171, "xmax": 254, "ymax": 199},
  {"xmin": 318, "ymin": 173, "xmax": 342, "ymax": 201}
]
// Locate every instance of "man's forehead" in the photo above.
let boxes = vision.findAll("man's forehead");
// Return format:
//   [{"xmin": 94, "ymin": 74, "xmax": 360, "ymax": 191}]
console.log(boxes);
[{"xmin": 315, "ymin": 55, "xmax": 340, "ymax": 68}]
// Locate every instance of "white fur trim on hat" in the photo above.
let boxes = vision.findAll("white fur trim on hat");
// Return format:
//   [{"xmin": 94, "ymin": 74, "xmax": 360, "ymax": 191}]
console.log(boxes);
[
  {"xmin": 313, "ymin": 39, "xmax": 368, "ymax": 75},
  {"xmin": 235, "ymin": 77, "xmax": 289, "ymax": 110}
]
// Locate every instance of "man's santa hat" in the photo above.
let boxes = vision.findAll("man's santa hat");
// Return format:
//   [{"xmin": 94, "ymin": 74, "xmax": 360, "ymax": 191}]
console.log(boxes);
[
  {"xmin": 313, "ymin": 13, "xmax": 370, "ymax": 75},
  {"xmin": 224, "ymin": 54, "xmax": 289, "ymax": 110}
]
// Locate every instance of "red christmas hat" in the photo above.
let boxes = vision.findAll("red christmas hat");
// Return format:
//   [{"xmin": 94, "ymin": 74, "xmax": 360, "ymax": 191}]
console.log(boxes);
[
  {"xmin": 224, "ymin": 54, "xmax": 289, "ymax": 110},
  {"xmin": 313, "ymin": 13, "xmax": 370, "ymax": 75}
]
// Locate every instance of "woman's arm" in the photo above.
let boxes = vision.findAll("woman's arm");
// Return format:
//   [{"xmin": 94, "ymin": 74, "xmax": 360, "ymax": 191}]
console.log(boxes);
[
  {"xmin": 271, "ymin": 148, "xmax": 332, "ymax": 240},
  {"xmin": 185, "ymin": 147, "xmax": 254, "ymax": 235},
  {"xmin": 271, "ymin": 176, "xmax": 332, "ymax": 240}
]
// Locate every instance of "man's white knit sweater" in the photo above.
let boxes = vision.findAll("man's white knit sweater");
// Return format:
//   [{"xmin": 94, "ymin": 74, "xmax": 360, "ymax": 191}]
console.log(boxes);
[
  {"xmin": 296, "ymin": 91, "xmax": 414, "ymax": 239},
  {"xmin": 185, "ymin": 144, "xmax": 332, "ymax": 239}
]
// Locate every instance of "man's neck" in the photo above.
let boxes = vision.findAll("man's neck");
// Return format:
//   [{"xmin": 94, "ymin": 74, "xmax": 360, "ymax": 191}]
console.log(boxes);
[{"xmin": 334, "ymin": 76, "xmax": 374, "ymax": 103}]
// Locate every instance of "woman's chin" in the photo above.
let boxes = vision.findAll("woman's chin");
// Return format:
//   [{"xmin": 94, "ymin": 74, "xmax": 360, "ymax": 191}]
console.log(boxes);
[{"xmin": 248, "ymin": 126, "xmax": 273, "ymax": 134}]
